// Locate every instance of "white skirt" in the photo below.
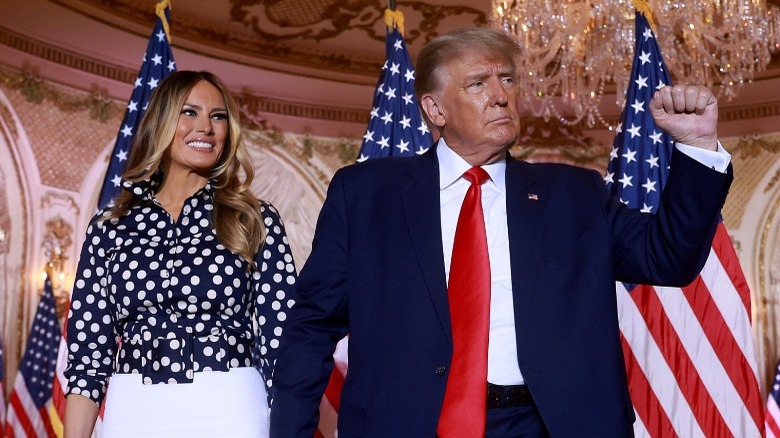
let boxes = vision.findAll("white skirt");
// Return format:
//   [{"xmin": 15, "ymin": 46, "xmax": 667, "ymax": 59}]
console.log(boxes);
[{"xmin": 101, "ymin": 367, "xmax": 269, "ymax": 438}]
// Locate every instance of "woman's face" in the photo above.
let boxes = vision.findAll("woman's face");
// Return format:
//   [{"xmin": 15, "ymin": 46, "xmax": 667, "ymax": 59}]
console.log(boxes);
[{"xmin": 166, "ymin": 80, "xmax": 228, "ymax": 178}]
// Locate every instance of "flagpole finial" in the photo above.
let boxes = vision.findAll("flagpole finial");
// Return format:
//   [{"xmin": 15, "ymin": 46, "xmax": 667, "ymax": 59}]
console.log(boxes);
[
  {"xmin": 633, "ymin": 0, "xmax": 656, "ymax": 29},
  {"xmin": 384, "ymin": 8, "xmax": 405, "ymax": 36},
  {"xmin": 155, "ymin": 0, "xmax": 173, "ymax": 44}
]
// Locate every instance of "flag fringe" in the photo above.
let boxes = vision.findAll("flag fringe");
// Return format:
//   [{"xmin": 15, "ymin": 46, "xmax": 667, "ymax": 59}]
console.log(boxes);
[{"xmin": 384, "ymin": 8, "xmax": 405, "ymax": 36}]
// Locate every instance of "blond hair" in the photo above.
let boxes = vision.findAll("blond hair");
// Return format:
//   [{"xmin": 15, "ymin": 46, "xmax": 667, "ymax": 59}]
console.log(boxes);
[{"xmin": 104, "ymin": 70, "xmax": 265, "ymax": 268}]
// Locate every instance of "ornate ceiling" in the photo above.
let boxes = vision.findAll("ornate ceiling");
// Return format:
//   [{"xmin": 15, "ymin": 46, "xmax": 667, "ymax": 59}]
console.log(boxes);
[{"xmin": 53, "ymin": 0, "xmax": 489, "ymax": 84}]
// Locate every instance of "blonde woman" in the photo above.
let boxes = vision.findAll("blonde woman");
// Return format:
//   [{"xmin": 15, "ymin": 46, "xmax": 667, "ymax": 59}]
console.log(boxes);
[{"xmin": 63, "ymin": 71, "xmax": 295, "ymax": 438}]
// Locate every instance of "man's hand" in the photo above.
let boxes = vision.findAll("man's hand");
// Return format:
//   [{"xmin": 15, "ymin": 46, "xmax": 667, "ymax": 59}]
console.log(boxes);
[{"xmin": 649, "ymin": 85, "xmax": 718, "ymax": 151}]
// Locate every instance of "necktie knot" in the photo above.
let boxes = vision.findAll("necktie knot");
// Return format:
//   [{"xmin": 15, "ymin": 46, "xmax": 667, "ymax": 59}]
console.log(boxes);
[{"xmin": 463, "ymin": 167, "xmax": 490, "ymax": 186}]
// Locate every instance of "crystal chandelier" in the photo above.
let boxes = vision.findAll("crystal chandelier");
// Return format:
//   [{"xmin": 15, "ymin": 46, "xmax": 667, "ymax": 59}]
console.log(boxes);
[{"xmin": 492, "ymin": 0, "xmax": 780, "ymax": 127}]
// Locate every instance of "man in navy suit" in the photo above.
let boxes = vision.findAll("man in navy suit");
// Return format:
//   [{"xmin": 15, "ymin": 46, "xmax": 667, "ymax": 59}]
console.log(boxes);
[{"xmin": 270, "ymin": 27, "xmax": 732, "ymax": 437}]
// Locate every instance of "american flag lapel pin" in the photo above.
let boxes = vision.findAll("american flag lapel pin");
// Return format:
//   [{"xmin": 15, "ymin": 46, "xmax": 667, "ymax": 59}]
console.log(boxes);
[{"xmin": 528, "ymin": 193, "xmax": 539, "ymax": 201}]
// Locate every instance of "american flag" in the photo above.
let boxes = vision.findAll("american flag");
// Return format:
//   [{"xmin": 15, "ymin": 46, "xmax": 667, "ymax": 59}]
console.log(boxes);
[
  {"xmin": 96, "ymin": 1, "xmax": 176, "ymax": 209},
  {"xmin": 606, "ymin": 12, "xmax": 763, "ymax": 437},
  {"xmin": 5, "ymin": 276, "xmax": 62, "ymax": 438},
  {"xmin": 316, "ymin": 9, "xmax": 432, "ymax": 437},
  {"xmin": 767, "ymin": 359, "xmax": 780, "ymax": 436}
]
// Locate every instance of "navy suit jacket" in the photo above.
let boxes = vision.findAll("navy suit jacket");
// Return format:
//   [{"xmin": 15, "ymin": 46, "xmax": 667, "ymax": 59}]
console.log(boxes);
[{"xmin": 270, "ymin": 145, "xmax": 732, "ymax": 437}]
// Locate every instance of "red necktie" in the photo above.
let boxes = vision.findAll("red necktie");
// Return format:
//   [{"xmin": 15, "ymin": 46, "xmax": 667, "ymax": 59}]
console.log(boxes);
[{"xmin": 437, "ymin": 166, "xmax": 491, "ymax": 438}]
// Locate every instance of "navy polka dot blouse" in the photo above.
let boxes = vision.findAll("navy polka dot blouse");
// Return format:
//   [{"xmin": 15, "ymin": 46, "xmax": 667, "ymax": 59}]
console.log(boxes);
[{"xmin": 64, "ymin": 176, "xmax": 297, "ymax": 405}]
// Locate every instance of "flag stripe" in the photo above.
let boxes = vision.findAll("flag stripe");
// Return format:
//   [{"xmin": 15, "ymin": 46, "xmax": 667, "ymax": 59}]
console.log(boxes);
[
  {"xmin": 620, "ymin": 334, "xmax": 678, "ymax": 438},
  {"xmin": 618, "ymin": 283, "xmax": 704, "ymax": 437},
  {"xmin": 8, "ymin": 385, "xmax": 41, "ymax": 438},
  {"xmin": 767, "ymin": 397, "xmax": 780, "ymax": 437},
  {"xmin": 631, "ymin": 283, "xmax": 732, "ymax": 436}
]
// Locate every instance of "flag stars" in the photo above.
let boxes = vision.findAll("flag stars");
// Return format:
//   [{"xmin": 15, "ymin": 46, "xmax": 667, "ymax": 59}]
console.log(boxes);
[
  {"xmin": 646, "ymin": 154, "xmax": 660, "ymax": 168},
  {"xmin": 384, "ymin": 87, "xmax": 397, "ymax": 100},
  {"xmin": 377, "ymin": 136, "xmax": 390, "ymax": 149},
  {"xmin": 134, "ymin": 76, "xmax": 143, "ymax": 88},
  {"xmin": 396, "ymin": 139, "xmax": 410, "ymax": 153},
  {"xmin": 627, "ymin": 124, "xmax": 641, "ymax": 138},
  {"xmin": 381, "ymin": 111, "xmax": 393, "ymax": 125},
  {"xmin": 642, "ymin": 178, "xmax": 657, "ymax": 193},
  {"xmin": 404, "ymin": 69, "xmax": 415, "ymax": 83},
  {"xmin": 656, "ymin": 79, "xmax": 666, "ymax": 91},
  {"xmin": 121, "ymin": 124, "xmax": 133, "ymax": 138},
  {"xmin": 399, "ymin": 115, "xmax": 412, "ymax": 129},
  {"xmin": 622, "ymin": 148, "xmax": 637, "ymax": 164},
  {"xmin": 167, "ymin": 60, "xmax": 176, "ymax": 72},
  {"xmin": 416, "ymin": 145, "xmax": 430, "ymax": 155},
  {"xmin": 619, "ymin": 173, "xmax": 634, "ymax": 188},
  {"xmin": 116, "ymin": 149, "xmax": 128, "ymax": 162},
  {"xmin": 649, "ymin": 131, "xmax": 663, "ymax": 145},
  {"xmin": 148, "ymin": 77, "xmax": 159, "ymax": 90},
  {"xmin": 156, "ymin": 29, "xmax": 166, "ymax": 42},
  {"xmin": 127, "ymin": 100, "xmax": 138, "ymax": 113},
  {"xmin": 604, "ymin": 171, "xmax": 615, "ymax": 185},
  {"xmin": 639, "ymin": 51, "xmax": 652, "ymax": 65},
  {"xmin": 609, "ymin": 146, "xmax": 619, "ymax": 160},
  {"xmin": 635, "ymin": 75, "xmax": 648, "ymax": 90},
  {"xmin": 643, "ymin": 27, "xmax": 653, "ymax": 40},
  {"xmin": 151, "ymin": 54, "xmax": 163, "ymax": 66},
  {"xmin": 402, "ymin": 93, "xmax": 414, "ymax": 105},
  {"xmin": 640, "ymin": 203, "xmax": 653, "ymax": 213},
  {"xmin": 418, "ymin": 122, "xmax": 430, "ymax": 136},
  {"xmin": 389, "ymin": 63, "xmax": 400, "ymax": 75},
  {"xmin": 370, "ymin": 107, "xmax": 380, "ymax": 119},
  {"xmin": 393, "ymin": 39, "xmax": 403, "ymax": 51},
  {"xmin": 356, "ymin": 154, "xmax": 369, "ymax": 163},
  {"xmin": 363, "ymin": 130, "xmax": 375, "ymax": 143},
  {"xmin": 631, "ymin": 99, "xmax": 645, "ymax": 114},
  {"xmin": 111, "ymin": 174, "xmax": 122, "ymax": 187}
]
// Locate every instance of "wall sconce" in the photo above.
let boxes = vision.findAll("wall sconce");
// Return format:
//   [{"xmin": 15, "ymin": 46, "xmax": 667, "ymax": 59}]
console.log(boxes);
[{"xmin": 41, "ymin": 216, "xmax": 73, "ymax": 318}]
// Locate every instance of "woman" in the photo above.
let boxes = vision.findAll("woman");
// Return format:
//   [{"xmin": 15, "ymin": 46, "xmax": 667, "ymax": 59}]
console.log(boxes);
[{"xmin": 64, "ymin": 71, "xmax": 296, "ymax": 438}]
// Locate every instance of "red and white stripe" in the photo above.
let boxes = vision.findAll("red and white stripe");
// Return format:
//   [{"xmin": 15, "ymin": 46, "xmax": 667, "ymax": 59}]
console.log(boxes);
[
  {"xmin": 317, "ymin": 336, "xmax": 348, "ymax": 437},
  {"xmin": 619, "ymin": 223, "xmax": 763, "ymax": 437},
  {"xmin": 5, "ymin": 374, "xmax": 56, "ymax": 438}
]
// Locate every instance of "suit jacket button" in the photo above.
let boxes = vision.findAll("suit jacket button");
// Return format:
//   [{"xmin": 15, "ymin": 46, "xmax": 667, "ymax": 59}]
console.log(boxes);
[{"xmin": 435, "ymin": 366, "xmax": 446, "ymax": 376}]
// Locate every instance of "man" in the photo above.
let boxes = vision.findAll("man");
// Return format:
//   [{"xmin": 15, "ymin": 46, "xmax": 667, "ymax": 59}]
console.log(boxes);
[{"xmin": 270, "ymin": 27, "xmax": 732, "ymax": 437}]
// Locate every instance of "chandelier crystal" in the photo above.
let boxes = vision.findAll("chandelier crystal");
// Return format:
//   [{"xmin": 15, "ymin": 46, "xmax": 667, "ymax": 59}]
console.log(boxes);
[{"xmin": 492, "ymin": 0, "xmax": 780, "ymax": 127}]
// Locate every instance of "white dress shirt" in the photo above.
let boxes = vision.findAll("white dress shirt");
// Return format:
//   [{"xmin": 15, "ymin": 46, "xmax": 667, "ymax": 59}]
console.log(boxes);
[{"xmin": 436, "ymin": 139, "xmax": 731, "ymax": 386}]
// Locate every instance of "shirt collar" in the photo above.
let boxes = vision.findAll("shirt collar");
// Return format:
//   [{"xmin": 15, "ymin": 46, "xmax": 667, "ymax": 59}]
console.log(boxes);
[
  {"xmin": 121, "ymin": 170, "xmax": 214, "ymax": 202},
  {"xmin": 436, "ymin": 138, "xmax": 506, "ymax": 192}
]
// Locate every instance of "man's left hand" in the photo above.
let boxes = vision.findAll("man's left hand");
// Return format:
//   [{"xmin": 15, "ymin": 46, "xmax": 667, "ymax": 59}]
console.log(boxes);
[{"xmin": 649, "ymin": 85, "xmax": 718, "ymax": 151}]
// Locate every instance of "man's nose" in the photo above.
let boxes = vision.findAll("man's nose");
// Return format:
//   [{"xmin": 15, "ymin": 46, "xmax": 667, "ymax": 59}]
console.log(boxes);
[{"xmin": 489, "ymin": 80, "xmax": 509, "ymax": 106}]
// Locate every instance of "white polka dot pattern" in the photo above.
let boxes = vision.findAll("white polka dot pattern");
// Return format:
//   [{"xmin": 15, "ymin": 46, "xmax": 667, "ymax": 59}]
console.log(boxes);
[{"xmin": 64, "ymin": 178, "xmax": 297, "ymax": 406}]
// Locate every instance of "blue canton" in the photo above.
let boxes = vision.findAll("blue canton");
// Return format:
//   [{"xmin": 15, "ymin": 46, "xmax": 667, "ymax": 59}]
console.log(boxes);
[
  {"xmin": 97, "ymin": 6, "xmax": 176, "ymax": 209},
  {"xmin": 357, "ymin": 29, "xmax": 433, "ymax": 162},
  {"xmin": 605, "ymin": 13, "xmax": 674, "ymax": 292},
  {"xmin": 605, "ymin": 12, "xmax": 674, "ymax": 215},
  {"xmin": 18, "ymin": 277, "xmax": 61, "ymax": 408}
]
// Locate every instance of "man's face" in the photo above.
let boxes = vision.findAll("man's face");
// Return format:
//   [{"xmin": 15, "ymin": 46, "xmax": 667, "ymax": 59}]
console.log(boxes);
[{"xmin": 422, "ymin": 49, "xmax": 520, "ymax": 165}]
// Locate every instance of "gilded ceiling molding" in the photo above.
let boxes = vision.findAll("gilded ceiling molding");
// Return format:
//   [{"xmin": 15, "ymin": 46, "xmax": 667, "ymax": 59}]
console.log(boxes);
[
  {"xmin": 0, "ymin": 64, "xmax": 117, "ymax": 122},
  {"xmin": 55, "ymin": 0, "xmax": 485, "ymax": 78},
  {"xmin": 229, "ymin": 0, "xmax": 486, "ymax": 44}
]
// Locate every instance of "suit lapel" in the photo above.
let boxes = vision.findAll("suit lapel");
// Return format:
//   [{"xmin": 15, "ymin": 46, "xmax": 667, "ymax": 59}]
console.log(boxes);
[
  {"xmin": 505, "ymin": 157, "xmax": 547, "ymax": 354},
  {"xmin": 401, "ymin": 147, "xmax": 452, "ymax": 344}
]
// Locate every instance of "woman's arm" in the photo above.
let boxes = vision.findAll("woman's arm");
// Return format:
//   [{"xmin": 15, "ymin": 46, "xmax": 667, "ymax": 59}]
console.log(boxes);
[{"xmin": 63, "ymin": 394, "xmax": 99, "ymax": 438}]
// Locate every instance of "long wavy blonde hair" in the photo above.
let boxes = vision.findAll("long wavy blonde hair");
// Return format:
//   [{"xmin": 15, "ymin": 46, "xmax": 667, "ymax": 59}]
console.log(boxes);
[{"xmin": 104, "ymin": 70, "xmax": 265, "ymax": 268}]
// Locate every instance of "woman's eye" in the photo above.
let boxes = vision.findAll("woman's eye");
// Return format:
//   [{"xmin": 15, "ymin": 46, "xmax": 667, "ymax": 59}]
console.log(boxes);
[
  {"xmin": 182, "ymin": 109, "xmax": 196, "ymax": 117},
  {"xmin": 212, "ymin": 113, "xmax": 228, "ymax": 121}
]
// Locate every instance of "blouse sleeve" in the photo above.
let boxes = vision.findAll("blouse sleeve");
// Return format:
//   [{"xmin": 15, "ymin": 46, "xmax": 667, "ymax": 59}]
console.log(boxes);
[
  {"xmin": 64, "ymin": 213, "xmax": 117, "ymax": 405},
  {"xmin": 253, "ymin": 201, "xmax": 298, "ymax": 400}
]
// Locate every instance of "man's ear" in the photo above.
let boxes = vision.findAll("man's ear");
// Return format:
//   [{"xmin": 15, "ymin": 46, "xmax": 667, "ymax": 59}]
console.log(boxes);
[{"xmin": 420, "ymin": 94, "xmax": 446, "ymax": 128}]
